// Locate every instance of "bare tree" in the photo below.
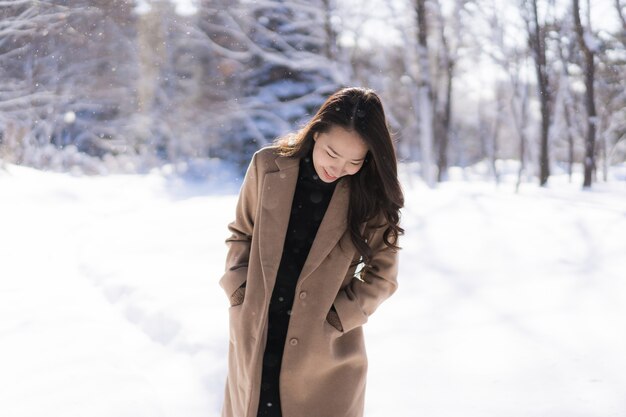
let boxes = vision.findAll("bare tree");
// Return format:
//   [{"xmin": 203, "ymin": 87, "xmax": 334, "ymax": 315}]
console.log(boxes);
[
  {"xmin": 0, "ymin": 1, "xmax": 108, "ymax": 168},
  {"xmin": 554, "ymin": 19, "xmax": 578, "ymax": 183},
  {"xmin": 477, "ymin": 90, "xmax": 503, "ymax": 184},
  {"xmin": 596, "ymin": 6, "xmax": 626, "ymax": 176},
  {"xmin": 522, "ymin": 0, "xmax": 552, "ymax": 186},
  {"xmin": 465, "ymin": 0, "xmax": 533, "ymax": 187},
  {"xmin": 572, "ymin": 0, "xmax": 598, "ymax": 188},
  {"xmin": 320, "ymin": 0, "xmax": 339, "ymax": 61},
  {"xmin": 415, "ymin": 0, "xmax": 436, "ymax": 187},
  {"xmin": 432, "ymin": 0, "xmax": 465, "ymax": 182}
]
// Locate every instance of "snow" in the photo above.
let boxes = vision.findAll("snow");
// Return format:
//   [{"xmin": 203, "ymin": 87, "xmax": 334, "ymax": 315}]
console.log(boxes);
[{"xmin": 1, "ymin": 163, "xmax": 625, "ymax": 417}]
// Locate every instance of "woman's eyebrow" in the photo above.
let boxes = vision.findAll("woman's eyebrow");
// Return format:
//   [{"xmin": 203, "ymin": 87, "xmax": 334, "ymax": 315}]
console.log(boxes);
[{"xmin": 327, "ymin": 145, "xmax": 365, "ymax": 162}]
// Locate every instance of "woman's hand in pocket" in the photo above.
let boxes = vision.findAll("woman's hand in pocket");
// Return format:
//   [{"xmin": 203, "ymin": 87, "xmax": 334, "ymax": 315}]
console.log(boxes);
[
  {"xmin": 230, "ymin": 285, "xmax": 246, "ymax": 307},
  {"xmin": 326, "ymin": 306, "xmax": 343, "ymax": 332}
]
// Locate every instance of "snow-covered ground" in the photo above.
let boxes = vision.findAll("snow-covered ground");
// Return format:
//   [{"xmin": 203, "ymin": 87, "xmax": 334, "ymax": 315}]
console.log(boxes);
[{"xmin": 1, "ymin": 162, "xmax": 625, "ymax": 417}]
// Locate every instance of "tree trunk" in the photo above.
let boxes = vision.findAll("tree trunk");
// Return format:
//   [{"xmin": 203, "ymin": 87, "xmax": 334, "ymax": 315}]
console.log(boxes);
[
  {"xmin": 434, "ymin": 0, "xmax": 456, "ymax": 183},
  {"xmin": 321, "ymin": 0, "xmax": 337, "ymax": 61},
  {"xmin": 573, "ymin": 0, "xmax": 597, "ymax": 188},
  {"xmin": 494, "ymin": 90, "xmax": 503, "ymax": 184},
  {"xmin": 416, "ymin": 0, "xmax": 436, "ymax": 187},
  {"xmin": 528, "ymin": 0, "xmax": 551, "ymax": 186},
  {"xmin": 617, "ymin": 0, "xmax": 626, "ymax": 31},
  {"xmin": 565, "ymin": 102, "xmax": 575, "ymax": 182},
  {"xmin": 556, "ymin": 36, "xmax": 576, "ymax": 183},
  {"xmin": 437, "ymin": 63, "xmax": 452, "ymax": 183},
  {"xmin": 514, "ymin": 84, "xmax": 529, "ymax": 193}
]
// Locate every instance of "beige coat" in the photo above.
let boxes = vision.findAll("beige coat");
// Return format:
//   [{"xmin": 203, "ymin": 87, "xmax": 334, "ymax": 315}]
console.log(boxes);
[{"xmin": 219, "ymin": 146, "xmax": 399, "ymax": 417}]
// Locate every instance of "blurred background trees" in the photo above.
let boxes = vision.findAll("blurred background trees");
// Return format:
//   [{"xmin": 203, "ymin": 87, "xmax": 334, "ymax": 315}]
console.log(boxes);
[{"xmin": 0, "ymin": 0, "xmax": 624, "ymax": 187}]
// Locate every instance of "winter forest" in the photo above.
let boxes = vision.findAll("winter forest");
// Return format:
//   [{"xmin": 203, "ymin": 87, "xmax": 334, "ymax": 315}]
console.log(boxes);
[
  {"xmin": 1, "ymin": 0, "xmax": 625, "ymax": 185},
  {"xmin": 2, "ymin": 1, "xmax": 626, "ymax": 417}
]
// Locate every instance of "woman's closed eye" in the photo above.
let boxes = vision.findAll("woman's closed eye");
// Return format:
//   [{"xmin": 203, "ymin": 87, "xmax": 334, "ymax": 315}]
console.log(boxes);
[{"xmin": 328, "ymin": 151, "xmax": 362, "ymax": 166}]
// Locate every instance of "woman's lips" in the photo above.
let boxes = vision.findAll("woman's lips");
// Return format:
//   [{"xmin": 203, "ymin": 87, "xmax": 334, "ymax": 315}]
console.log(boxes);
[{"xmin": 323, "ymin": 168, "xmax": 337, "ymax": 180}]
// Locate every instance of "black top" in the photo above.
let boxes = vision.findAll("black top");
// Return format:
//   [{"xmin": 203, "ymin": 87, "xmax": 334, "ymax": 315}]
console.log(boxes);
[
  {"xmin": 257, "ymin": 149, "xmax": 337, "ymax": 416},
  {"xmin": 271, "ymin": 150, "xmax": 337, "ymax": 310}
]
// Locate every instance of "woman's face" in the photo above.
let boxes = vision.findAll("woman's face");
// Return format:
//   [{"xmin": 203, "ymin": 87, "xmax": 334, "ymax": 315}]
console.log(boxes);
[{"xmin": 312, "ymin": 125, "xmax": 369, "ymax": 183}]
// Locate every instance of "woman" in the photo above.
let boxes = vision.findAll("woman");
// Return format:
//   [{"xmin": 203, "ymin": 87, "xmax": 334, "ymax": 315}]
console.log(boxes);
[{"xmin": 219, "ymin": 87, "xmax": 404, "ymax": 417}]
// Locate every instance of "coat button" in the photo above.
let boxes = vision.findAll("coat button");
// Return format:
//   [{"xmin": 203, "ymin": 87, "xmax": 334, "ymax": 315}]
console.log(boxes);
[
  {"xmin": 289, "ymin": 338, "xmax": 299, "ymax": 346},
  {"xmin": 299, "ymin": 291, "xmax": 307, "ymax": 299}
]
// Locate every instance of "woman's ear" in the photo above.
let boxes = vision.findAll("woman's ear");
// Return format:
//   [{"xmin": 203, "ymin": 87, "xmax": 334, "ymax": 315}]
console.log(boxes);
[{"xmin": 313, "ymin": 132, "xmax": 318, "ymax": 142}]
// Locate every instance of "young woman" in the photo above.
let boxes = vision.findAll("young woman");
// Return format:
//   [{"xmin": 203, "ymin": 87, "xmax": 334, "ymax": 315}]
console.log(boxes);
[{"xmin": 219, "ymin": 87, "xmax": 404, "ymax": 417}]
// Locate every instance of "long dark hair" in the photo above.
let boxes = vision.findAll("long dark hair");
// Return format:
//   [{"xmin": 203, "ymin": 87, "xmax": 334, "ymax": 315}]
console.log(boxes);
[{"xmin": 274, "ymin": 87, "xmax": 404, "ymax": 263}]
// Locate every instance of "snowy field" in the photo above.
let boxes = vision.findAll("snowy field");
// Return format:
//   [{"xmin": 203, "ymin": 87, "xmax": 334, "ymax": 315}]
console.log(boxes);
[{"xmin": 1, "ymin": 162, "xmax": 625, "ymax": 417}]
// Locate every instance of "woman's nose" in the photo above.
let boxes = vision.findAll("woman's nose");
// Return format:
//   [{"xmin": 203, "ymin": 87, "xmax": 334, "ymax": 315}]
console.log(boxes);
[
  {"xmin": 332, "ymin": 163, "xmax": 346, "ymax": 177},
  {"xmin": 339, "ymin": 162, "xmax": 351, "ymax": 176}
]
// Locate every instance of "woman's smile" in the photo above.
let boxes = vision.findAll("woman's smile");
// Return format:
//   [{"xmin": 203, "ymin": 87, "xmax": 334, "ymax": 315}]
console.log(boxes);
[{"xmin": 323, "ymin": 167, "xmax": 337, "ymax": 181}]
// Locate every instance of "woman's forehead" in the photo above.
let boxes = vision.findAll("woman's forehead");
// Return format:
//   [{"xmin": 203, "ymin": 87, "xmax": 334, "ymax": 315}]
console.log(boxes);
[{"xmin": 320, "ymin": 126, "xmax": 368, "ymax": 158}]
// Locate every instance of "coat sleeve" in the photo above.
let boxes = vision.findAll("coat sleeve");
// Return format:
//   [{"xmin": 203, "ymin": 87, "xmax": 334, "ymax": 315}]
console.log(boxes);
[
  {"xmin": 219, "ymin": 151, "xmax": 260, "ymax": 299},
  {"xmin": 332, "ymin": 219, "xmax": 399, "ymax": 333}
]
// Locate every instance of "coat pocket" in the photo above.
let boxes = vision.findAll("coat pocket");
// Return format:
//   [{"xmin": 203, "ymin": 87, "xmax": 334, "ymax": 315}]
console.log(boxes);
[
  {"xmin": 228, "ymin": 301, "xmax": 244, "ymax": 344},
  {"xmin": 323, "ymin": 318, "xmax": 343, "ymax": 341}
]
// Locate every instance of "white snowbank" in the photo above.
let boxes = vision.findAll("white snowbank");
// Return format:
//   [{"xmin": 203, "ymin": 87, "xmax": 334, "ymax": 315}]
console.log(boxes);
[{"xmin": 1, "ymin": 163, "xmax": 625, "ymax": 417}]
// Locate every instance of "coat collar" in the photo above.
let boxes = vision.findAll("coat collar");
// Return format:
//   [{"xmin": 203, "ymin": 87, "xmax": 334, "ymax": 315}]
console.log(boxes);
[
  {"xmin": 274, "ymin": 154, "xmax": 300, "ymax": 171},
  {"xmin": 258, "ymin": 152, "xmax": 351, "ymax": 296}
]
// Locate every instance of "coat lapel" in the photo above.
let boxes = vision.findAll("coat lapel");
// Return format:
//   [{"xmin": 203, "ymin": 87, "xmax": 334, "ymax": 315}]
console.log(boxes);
[
  {"xmin": 258, "ymin": 154, "xmax": 299, "ymax": 297},
  {"xmin": 258, "ymin": 152, "xmax": 351, "ymax": 295}
]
